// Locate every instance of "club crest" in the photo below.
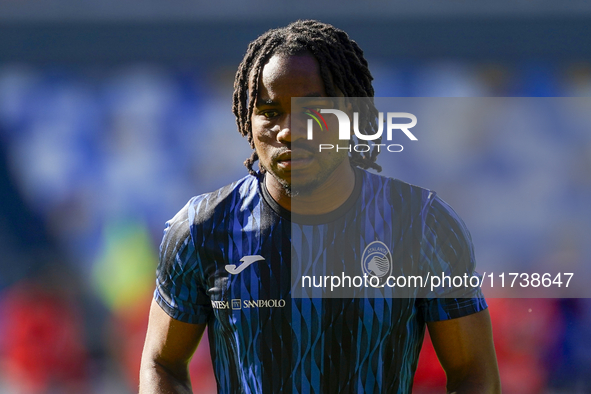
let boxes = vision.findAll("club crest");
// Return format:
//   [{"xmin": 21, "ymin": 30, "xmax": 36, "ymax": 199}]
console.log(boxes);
[{"xmin": 361, "ymin": 241, "xmax": 392, "ymax": 280}]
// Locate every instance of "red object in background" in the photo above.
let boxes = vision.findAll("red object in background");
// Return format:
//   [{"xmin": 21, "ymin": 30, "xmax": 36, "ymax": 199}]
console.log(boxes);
[
  {"xmin": 413, "ymin": 331, "xmax": 446, "ymax": 392},
  {"xmin": 486, "ymin": 298, "xmax": 559, "ymax": 394},
  {"xmin": 413, "ymin": 298, "xmax": 561, "ymax": 393},
  {"xmin": 108, "ymin": 299, "xmax": 151, "ymax": 391},
  {"xmin": 188, "ymin": 330, "xmax": 218, "ymax": 394},
  {"xmin": 111, "ymin": 299, "xmax": 217, "ymax": 394},
  {"xmin": 0, "ymin": 282, "xmax": 88, "ymax": 393}
]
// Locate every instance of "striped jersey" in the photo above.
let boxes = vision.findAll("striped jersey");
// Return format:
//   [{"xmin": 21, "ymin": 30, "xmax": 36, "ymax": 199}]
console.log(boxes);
[{"xmin": 154, "ymin": 167, "xmax": 487, "ymax": 393}]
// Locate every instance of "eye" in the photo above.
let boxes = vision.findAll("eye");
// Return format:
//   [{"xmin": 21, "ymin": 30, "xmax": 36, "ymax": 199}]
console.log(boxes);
[{"xmin": 262, "ymin": 110, "xmax": 279, "ymax": 119}]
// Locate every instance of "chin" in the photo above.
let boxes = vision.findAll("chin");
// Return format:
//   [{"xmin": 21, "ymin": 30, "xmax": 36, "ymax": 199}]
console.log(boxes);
[
  {"xmin": 266, "ymin": 168, "xmax": 291, "ymax": 191},
  {"xmin": 268, "ymin": 170, "xmax": 317, "ymax": 198},
  {"xmin": 289, "ymin": 176, "xmax": 327, "ymax": 197}
]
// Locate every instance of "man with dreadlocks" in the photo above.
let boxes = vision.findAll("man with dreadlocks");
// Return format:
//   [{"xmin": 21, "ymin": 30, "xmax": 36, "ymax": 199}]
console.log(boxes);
[{"xmin": 140, "ymin": 20, "xmax": 500, "ymax": 393}]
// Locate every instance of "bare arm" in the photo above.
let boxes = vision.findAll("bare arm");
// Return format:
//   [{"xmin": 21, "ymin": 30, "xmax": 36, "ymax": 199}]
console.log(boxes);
[
  {"xmin": 139, "ymin": 299, "xmax": 208, "ymax": 394},
  {"xmin": 427, "ymin": 309, "xmax": 501, "ymax": 394}
]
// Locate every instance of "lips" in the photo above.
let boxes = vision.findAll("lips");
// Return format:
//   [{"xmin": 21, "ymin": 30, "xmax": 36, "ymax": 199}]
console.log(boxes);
[
  {"xmin": 275, "ymin": 150, "xmax": 314, "ymax": 169},
  {"xmin": 275, "ymin": 151, "xmax": 292, "ymax": 163}
]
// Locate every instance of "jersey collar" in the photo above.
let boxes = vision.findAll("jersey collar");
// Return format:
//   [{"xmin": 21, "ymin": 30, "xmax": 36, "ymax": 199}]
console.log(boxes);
[{"xmin": 259, "ymin": 166, "xmax": 363, "ymax": 225}]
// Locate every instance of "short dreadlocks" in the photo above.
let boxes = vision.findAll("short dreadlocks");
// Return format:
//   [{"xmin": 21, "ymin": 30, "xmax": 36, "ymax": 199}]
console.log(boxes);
[{"xmin": 232, "ymin": 19, "xmax": 383, "ymax": 175}]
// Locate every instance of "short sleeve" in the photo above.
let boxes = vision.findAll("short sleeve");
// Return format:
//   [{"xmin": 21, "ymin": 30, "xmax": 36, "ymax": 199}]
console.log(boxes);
[
  {"xmin": 418, "ymin": 195, "xmax": 487, "ymax": 322},
  {"xmin": 154, "ymin": 199, "xmax": 213, "ymax": 324}
]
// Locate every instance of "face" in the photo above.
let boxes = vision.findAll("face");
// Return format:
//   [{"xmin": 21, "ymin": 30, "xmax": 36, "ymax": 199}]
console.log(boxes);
[{"xmin": 250, "ymin": 53, "xmax": 349, "ymax": 196}]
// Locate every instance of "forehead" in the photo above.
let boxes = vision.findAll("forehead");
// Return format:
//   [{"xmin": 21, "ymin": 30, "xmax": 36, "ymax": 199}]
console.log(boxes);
[
  {"xmin": 251, "ymin": 53, "xmax": 327, "ymax": 98},
  {"xmin": 261, "ymin": 53, "xmax": 320, "ymax": 80}
]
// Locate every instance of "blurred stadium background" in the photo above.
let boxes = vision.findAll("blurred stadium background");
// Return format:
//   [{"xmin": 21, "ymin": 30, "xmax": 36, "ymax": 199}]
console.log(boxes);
[{"xmin": 1, "ymin": 1, "xmax": 591, "ymax": 393}]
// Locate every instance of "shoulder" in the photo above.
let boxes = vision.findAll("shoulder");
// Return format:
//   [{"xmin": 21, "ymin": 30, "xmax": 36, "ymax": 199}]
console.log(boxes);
[
  {"xmin": 358, "ymin": 169, "xmax": 471, "ymax": 237},
  {"xmin": 159, "ymin": 173, "xmax": 261, "ymax": 259},
  {"xmin": 172, "ymin": 173, "xmax": 261, "ymax": 228},
  {"xmin": 358, "ymin": 168, "xmax": 438, "ymax": 211}
]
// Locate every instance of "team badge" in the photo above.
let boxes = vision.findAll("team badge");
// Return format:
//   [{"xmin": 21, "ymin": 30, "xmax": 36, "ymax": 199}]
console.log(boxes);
[{"xmin": 361, "ymin": 241, "xmax": 392, "ymax": 284}]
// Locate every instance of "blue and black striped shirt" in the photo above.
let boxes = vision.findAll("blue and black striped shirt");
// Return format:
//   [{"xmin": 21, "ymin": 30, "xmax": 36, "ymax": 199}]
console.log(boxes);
[{"xmin": 155, "ymin": 168, "xmax": 486, "ymax": 393}]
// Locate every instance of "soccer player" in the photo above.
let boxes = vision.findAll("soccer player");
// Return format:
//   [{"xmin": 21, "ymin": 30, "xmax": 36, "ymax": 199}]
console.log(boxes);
[{"xmin": 140, "ymin": 20, "xmax": 501, "ymax": 393}]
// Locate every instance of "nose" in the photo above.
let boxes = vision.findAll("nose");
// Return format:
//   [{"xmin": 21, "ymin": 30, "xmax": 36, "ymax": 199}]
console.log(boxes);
[
  {"xmin": 276, "ymin": 111, "xmax": 308, "ymax": 144},
  {"xmin": 276, "ymin": 113, "xmax": 291, "ymax": 143}
]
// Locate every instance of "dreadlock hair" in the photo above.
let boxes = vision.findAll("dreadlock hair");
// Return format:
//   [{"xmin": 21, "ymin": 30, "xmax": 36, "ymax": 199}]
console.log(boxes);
[{"xmin": 232, "ymin": 19, "xmax": 383, "ymax": 176}]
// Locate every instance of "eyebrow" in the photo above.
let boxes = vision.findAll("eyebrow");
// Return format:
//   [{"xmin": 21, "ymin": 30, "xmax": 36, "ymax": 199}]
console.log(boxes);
[
  {"xmin": 255, "ymin": 92, "xmax": 324, "ymax": 107},
  {"xmin": 256, "ymin": 98, "xmax": 278, "ymax": 106}
]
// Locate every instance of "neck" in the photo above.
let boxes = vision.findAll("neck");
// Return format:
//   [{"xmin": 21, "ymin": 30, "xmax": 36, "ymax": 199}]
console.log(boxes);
[{"xmin": 265, "ymin": 160, "xmax": 356, "ymax": 215}]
